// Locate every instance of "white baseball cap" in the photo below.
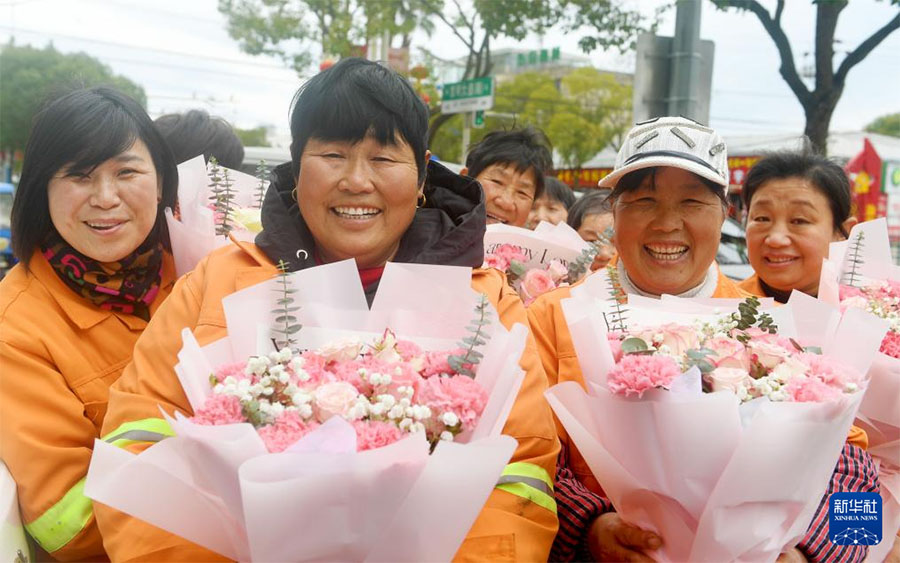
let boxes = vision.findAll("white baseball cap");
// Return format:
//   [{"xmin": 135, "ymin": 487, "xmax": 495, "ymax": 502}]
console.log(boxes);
[{"xmin": 598, "ymin": 117, "xmax": 730, "ymax": 193}]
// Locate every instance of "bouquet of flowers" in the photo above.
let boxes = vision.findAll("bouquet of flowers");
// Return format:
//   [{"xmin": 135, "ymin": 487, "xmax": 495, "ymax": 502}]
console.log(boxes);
[
  {"xmin": 483, "ymin": 221, "xmax": 598, "ymax": 305},
  {"xmin": 165, "ymin": 156, "xmax": 270, "ymax": 275},
  {"xmin": 819, "ymin": 218, "xmax": 900, "ymax": 560},
  {"xmin": 86, "ymin": 261, "xmax": 527, "ymax": 561},
  {"xmin": 545, "ymin": 278, "xmax": 887, "ymax": 562}
]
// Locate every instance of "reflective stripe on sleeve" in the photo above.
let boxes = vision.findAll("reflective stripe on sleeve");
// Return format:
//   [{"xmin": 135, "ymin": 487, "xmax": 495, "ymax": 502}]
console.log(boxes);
[
  {"xmin": 24, "ymin": 477, "xmax": 92, "ymax": 554},
  {"xmin": 102, "ymin": 417, "xmax": 174, "ymax": 449},
  {"xmin": 495, "ymin": 462, "xmax": 557, "ymax": 514}
]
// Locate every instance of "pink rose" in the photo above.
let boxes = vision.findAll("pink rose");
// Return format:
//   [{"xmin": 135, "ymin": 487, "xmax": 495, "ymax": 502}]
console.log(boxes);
[
  {"xmin": 839, "ymin": 295, "xmax": 869, "ymax": 313},
  {"xmin": 748, "ymin": 340, "xmax": 791, "ymax": 370},
  {"xmin": 314, "ymin": 381, "xmax": 360, "ymax": 422},
  {"xmin": 519, "ymin": 268, "xmax": 557, "ymax": 305},
  {"xmin": 707, "ymin": 367, "xmax": 750, "ymax": 394},
  {"xmin": 706, "ymin": 337, "xmax": 750, "ymax": 370},
  {"xmin": 495, "ymin": 244, "xmax": 528, "ymax": 264},
  {"xmin": 633, "ymin": 323, "xmax": 699, "ymax": 356},
  {"xmin": 546, "ymin": 260, "xmax": 569, "ymax": 284},
  {"xmin": 483, "ymin": 254, "xmax": 509, "ymax": 271}
]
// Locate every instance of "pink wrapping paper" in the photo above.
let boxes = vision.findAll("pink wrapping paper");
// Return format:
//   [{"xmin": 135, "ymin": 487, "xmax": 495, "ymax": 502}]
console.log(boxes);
[
  {"xmin": 546, "ymin": 295, "xmax": 887, "ymax": 561},
  {"xmin": 818, "ymin": 219, "xmax": 900, "ymax": 558},
  {"xmin": 166, "ymin": 156, "xmax": 261, "ymax": 276},
  {"xmin": 85, "ymin": 262, "xmax": 526, "ymax": 561}
]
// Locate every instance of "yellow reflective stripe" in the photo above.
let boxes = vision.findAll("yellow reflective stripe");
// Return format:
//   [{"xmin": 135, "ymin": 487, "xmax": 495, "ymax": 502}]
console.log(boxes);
[
  {"xmin": 502, "ymin": 462, "xmax": 554, "ymax": 491},
  {"xmin": 496, "ymin": 462, "xmax": 557, "ymax": 514},
  {"xmin": 496, "ymin": 482, "xmax": 557, "ymax": 514},
  {"xmin": 24, "ymin": 477, "xmax": 92, "ymax": 553},
  {"xmin": 102, "ymin": 417, "xmax": 174, "ymax": 449}
]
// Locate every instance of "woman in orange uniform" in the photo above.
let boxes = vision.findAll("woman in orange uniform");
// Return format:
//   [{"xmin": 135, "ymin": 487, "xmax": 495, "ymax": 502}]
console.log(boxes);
[
  {"xmin": 0, "ymin": 87, "xmax": 178, "ymax": 560},
  {"xmin": 93, "ymin": 58, "xmax": 560, "ymax": 561},
  {"xmin": 528, "ymin": 123, "xmax": 878, "ymax": 562}
]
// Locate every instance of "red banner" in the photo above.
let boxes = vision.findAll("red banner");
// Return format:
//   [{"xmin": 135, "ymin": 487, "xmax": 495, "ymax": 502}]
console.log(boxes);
[{"xmin": 845, "ymin": 138, "xmax": 884, "ymax": 223}]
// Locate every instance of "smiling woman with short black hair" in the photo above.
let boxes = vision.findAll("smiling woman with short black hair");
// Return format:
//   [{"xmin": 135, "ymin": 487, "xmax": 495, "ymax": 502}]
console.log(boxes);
[{"xmin": 93, "ymin": 58, "xmax": 560, "ymax": 561}]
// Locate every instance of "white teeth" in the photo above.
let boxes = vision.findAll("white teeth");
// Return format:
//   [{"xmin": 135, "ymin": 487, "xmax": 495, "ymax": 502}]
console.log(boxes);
[
  {"xmin": 646, "ymin": 245, "xmax": 687, "ymax": 254},
  {"xmin": 486, "ymin": 214, "xmax": 507, "ymax": 224},
  {"xmin": 87, "ymin": 221, "xmax": 120, "ymax": 229},
  {"xmin": 767, "ymin": 256, "xmax": 796, "ymax": 263},
  {"xmin": 334, "ymin": 207, "xmax": 380, "ymax": 217}
]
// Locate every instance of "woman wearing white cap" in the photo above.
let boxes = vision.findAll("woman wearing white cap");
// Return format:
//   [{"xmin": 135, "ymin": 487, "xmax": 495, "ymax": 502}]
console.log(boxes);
[{"xmin": 528, "ymin": 118, "xmax": 871, "ymax": 561}]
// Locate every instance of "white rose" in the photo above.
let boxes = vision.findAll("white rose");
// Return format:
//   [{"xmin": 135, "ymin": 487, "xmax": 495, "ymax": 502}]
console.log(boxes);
[
  {"xmin": 318, "ymin": 338, "xmax": 363, "ymax": 363},
  {"xmin": 748, "ymin": 341, "xmax": 791, "ymax": 370},
  {"xmin": 313, "ymin": 381, "xmax": 361, "ymax": 422}
]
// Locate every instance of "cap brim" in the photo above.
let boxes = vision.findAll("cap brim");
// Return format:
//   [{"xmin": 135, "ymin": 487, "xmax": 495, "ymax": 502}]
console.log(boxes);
[{"xmin": 598, "ymin": 155, "xmax": 728, "ymax": 193}]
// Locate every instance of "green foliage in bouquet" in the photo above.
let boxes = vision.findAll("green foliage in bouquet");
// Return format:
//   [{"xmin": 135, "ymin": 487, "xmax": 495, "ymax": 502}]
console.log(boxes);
[
  {"xmin": 271, "ymin": 260, "xmax": 302, "ymax": 352},
  {"xmin": 254, "ymin": 159, "xmax": 268, "ymax": 209},
  {"xmin": 603, "ymin": 264, "xmax": 629, "ymax": 332},
  {"xmin": 449, "ymin": 294, "xmax": 494, "ymax": 377},
  {"xmin": 506, "ymin": 260, "xmax": 527, "ymax": 284},
  {"xmin": 567, "ymin": 244, "xmax": 599, "ymax": 282},
  {"xmin": 843, "ymin": 231, "xmax": 866, "ymax": 288},
  {"xmin": 731, "ymin": 296, "xmax": 777, "ymax": 343},
  {"xmin": 208, "ymin": 156, "xmax": 237, "ymax": 235}
]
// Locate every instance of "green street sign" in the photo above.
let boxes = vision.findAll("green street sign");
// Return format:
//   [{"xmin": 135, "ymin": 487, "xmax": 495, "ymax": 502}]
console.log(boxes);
[
  {"xmin": 441, "ymin": 77, "xmax": 494, "ymax": 114},
  {"xmin": 473, "ymin": 110, "xmax": 485, "ymax": 128}
]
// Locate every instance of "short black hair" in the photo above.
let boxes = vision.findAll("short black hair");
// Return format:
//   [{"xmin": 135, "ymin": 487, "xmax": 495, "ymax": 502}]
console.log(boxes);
[
  {"xmin": 567, "ymin": 190, "xmax": 612, "ymax": 231},
  {"xmin": 541, "ymin": 176, "xmax": 577, "ymax": 209},
  {"xmin": 289, "ymin": 58, "xmax": 429, "ymax": 184},
  {"xmin": 741, "ymin": 150, "xmax": 852, "ymax": 237},
  {"xmin": 154, "ymin": 109, "xmax": 245, "ymax": 169},
  {"xmin": 465, "ymin": 127, "xmax": 553, "ymax": 200},
  {"xmin": 11, "ymin": 87, "xmax": 177, "ymax": 267},
  {"xmin": 610, "ymin": 166, "xmax": 727, "ymax": 205}
]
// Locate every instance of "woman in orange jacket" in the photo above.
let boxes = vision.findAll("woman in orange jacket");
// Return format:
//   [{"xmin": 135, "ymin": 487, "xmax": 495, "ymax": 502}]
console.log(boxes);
[
  {"xmin": 93, "ymin": 58, "xmax": 560, "ymax": 561},
  {"xmin": 528, "ymin": 119, "xmax": 879, "ymax": 562},
  {"xmin": 0, "ymin": 88, "xmax": 178, "ymax": 560}
]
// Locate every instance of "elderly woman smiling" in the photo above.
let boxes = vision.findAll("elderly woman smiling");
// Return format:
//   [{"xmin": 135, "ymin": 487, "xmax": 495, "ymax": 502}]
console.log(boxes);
[
  {"xmin": 0, "ymin": 87, "xmax": 178, "ymax": 560},
  {"xmin": 93, "ymin": 58, "xmax": 559, "ymax": 561}
]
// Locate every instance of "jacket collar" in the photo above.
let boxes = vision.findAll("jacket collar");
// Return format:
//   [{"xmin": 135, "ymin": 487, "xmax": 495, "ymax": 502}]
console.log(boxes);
[
  {"xmin": 29, "ymin": 249, "xmax": 175, "ymax": 330},
  {"xmin": 254, "ymin": 160, "xmax": 486, "ymax": 274}
]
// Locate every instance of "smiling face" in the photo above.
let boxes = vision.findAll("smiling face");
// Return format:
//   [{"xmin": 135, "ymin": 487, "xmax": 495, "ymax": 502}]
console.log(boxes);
[
  {"xmin": 745, "ymin": 176, "xmax": 851, "ymax": 296},
  {"xmin": 613, "ymin": 167, "xmax": 725, "ymax": 295},
  {"xmin": 296, "ymin": 135, "xmax": 422, "ymax": 269},
  {"xmin": 527, "ymin": 194, "xmax": 568, "ymax": 228},
  {"xmin": 47, "ymin": 138, "xmax": 160, "ymax": 262},
  {"xmin": 466, "ymin": 163, "xmax": 537, "ymax": 227}
]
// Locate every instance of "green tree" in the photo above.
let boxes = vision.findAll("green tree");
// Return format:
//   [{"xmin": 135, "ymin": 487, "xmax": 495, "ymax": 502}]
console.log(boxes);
[
  {"xmin": 235, "ymin": 126, "xmax": 271, "ymax": 147},
  {"xmin": 866, "ymin": 112, "xmax": 900, "ymax": 137},
  {"xmin": 0, "ymin": 42, "xmax": 146, "ymax": 153},
  {"xmin": 218, "ymin": 0, "xmax": 430, "ymax": 75},
  {"xmin": 712, "ymin": 0, "xmax": 900, "ymax": 155}
]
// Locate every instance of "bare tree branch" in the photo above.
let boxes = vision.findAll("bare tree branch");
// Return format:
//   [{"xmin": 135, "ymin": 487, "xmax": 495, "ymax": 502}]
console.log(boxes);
[
  {"xmin": 717, "ymin": 0, "xmax": 810, "ymax": 106},
  {"xmin": 835, "ymin": 9, "xmax": 900, "ymax": 84}
]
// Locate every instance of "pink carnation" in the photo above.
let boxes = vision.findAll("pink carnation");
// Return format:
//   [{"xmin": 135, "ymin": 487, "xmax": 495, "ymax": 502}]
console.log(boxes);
[
  {"xmin": 353, "ymin": 420, "xmax": 405, "ymax": 451},
  {"xmin": 298, "ymin": 351, "xmax": 329, "ymax": 383},
  {"xmin": 191, "ymin": 394, "xmax": 245, "ymax": 426},
  {"xmin": 395, "ymin": 340, "xmax": 423, "ymax": 361},
  {"xmin": 607, "ymin": 355, "xmax": 682, "ymax": 397},
  {"xmin": 785, "ymin": 376, "xmax": 843, "ymax": 403},
  {"xmin": 416, "ymin": 375, "xmax": 488, "ymax": 428},
  {"xmin": 796, "ymin": 352, "xmax": 861, "ymax": 388},
  {"xmin": 422, "ymin": 349, "xmax": 465, "ymax": 377},
  {"xmin": 607, "ymin": 333, "xmax": 624, "ymax": 363},
  {"xmin": 880, "ymin": 331, "xmax": 900, "ymax": 359},
  {"xmin": 213, "ymin": 361, "xmax": 251, "ymax": 383},
  {"xmin": 258, "ymin": 412, "xmax": 320, "ymax": 453}
]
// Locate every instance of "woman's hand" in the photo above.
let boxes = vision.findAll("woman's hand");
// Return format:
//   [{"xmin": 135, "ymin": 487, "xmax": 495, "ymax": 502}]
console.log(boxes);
[
  {"xmin": 776, "ymin": 547, "xmax": 807, "ymax": 562},
  {"xmin": 587, "ymin": 512, "xmax": 662, "ymax": 562}
]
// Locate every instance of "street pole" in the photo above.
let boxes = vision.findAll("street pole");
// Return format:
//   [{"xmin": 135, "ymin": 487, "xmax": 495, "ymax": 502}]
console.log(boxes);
[
  {"xmin": 461, "ymin": 112, "xmax": 471, "ymax": 161},
  {"xmin": 667, "ymin": 0, "xmax": 702, "ymax": 120}
]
